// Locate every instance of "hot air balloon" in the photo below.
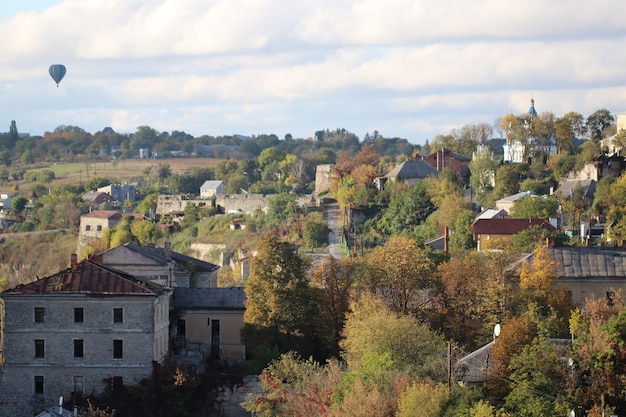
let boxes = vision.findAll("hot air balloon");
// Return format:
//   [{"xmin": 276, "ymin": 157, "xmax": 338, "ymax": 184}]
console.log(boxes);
[{"xmin": 49, "ymin": 64, "xmax": 66, "ymax": 87}]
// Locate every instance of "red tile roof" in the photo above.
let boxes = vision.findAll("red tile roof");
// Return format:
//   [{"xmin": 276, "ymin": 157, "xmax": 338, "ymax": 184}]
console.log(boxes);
[
  {"xmin": 472, "ymin": 218, "xmax": 556, "ymax": 237},
  {"xmin": 2, "ymin": 259, "xmax": 158, "ymax": 296}
]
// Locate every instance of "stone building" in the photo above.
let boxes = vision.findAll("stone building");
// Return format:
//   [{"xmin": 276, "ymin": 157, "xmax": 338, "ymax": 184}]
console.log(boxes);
[
  {"xmin": 91, "ymin": 242, "xmax": 220, "ymax": 288},
  {"xmin": 0, "ymin": 257, "xmax": 172, "ymax": 416},
  {"xmin": 314, "ymin": 164, "xmax": 334, "ymax": 195},
  {"xmin": 97, "ymin": 183, "xmax": 137, "ymax": 202}
]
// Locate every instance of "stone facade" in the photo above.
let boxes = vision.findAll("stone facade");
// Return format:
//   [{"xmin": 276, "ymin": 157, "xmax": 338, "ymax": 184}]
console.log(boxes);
[
  {"xmin": 156, "ymin": 193, "xmax": 321, "ymax": 217},
  {"xmin": 315, "ymin": 164, "xmax": 334, "ymax": 195},
  {"xmin": 0, "ymin": 259, "xmax": 171, "ymax": 416},
  {"xmin": 76, "ymin": 211, "xmax": 123, "ymax": 256},
  {"xmin": 91, "ymin": 242, "xmax": 219, "ymax": 288},
  {"xmin": 98, "ymin": 183, "xmax": 136, "ymax": 202}
]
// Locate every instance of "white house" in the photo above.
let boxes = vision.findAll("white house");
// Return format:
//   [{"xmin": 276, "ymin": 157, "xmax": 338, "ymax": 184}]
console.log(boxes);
[{"xmin": 200, "ymin": 180, "xmax": 224, "ymax": 199}]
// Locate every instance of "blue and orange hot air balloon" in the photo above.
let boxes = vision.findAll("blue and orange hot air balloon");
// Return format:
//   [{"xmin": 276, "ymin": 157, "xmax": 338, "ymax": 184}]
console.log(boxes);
[{"xmin": 49, "ymin": 64, "xmax": 66, "ymax": 87}]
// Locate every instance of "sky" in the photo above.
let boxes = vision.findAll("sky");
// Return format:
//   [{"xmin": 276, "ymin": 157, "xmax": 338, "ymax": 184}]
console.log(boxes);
[{"xmin": 2, "ymin": 1, "xmax": 626, "ymax": 145}]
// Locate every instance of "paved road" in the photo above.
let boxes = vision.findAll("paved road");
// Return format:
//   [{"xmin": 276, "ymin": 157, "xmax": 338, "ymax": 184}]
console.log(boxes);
[{"xmin": 325, "ymin": 202, "xmax": 344, "ymax": 259}]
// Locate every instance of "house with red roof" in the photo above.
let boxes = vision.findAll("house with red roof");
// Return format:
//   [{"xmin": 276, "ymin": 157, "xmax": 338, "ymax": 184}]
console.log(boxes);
[{"xmin": 471, "ymin": 218, "xmax": 556, "ymax": 252}]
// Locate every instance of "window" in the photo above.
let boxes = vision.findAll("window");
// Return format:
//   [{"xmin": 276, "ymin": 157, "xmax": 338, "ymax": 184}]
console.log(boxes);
[
  {"xmin": 34, "ymin": 376, "xmax": 44, "ymax": 394},
  {"xmin": 35, "ymin": 339, "xmax": 45, "ymax": 358},
  {"xmin": 113, "ymin": 308, "xmax": 123, "ymax": 323},
  {"xmin": 34, "ymin": 307, "xmax": 45, "ymax": 323},
  {"xmin": 176, "ymin": 319, "xmax": 186, "ymax": 338},
  {"xmin": 74, "ymin": 339, "xmax": 84, "ymax": 358},
  {"xmin": 96, "ymin": 225, "xmax": 102, "ymax": 232},
  {"xmin": 85, "ymin": 225, "xmax": 91, "ymax": 231},
  {"xmin": 210, "ymin": 319, "xmax": 220, "ymax": 361},
  {"xmin": 113, "ymin": 339, "xmax": 123, "ymax": 359},
  {"xmin": 74, "ymin": 307, "xmax": 84, "ymax": 323}
]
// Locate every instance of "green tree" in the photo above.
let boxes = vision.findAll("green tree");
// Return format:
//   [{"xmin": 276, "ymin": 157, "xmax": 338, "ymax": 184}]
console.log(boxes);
[
  {"xmin": 586, "ymin": 108, "xmax": 615, "ymax": 143},
  {"xmin": 490, "ymin": 164, "xmax": 520, "ymax": 206},
  {"xmin": 137, "ymin": 193, "xmax": 159, "ymax": 217},
  {"xmin": 21, "ymin": 149, "xmax": 34, "ymax": 165},
  {"xmin": 503, "ymin": 337, "xmax": 568, "ymax": 417},
  {"xmin": 156, "ymin": 162, "xmax": 171, "ymax": 180},
  {"xmin": 302, "ymin": 214, "xmax": 329, "ymax": 248},
  {"xmin": 130, "ymin": 219, "xmax": 157, "ymax": 246},
  {"xmin": 258, "ymin": 147, "xmax": 286, "ymax": 170},
  {"xmin": 509, "ymin": 195, "xmax": 559, "ymax": 219},
  {"xmin": 397, "ymin": 381, "xmax": 449, "ymax": 417},
  {"xmin": 109, "ymin": 216, "xmax": 134, "ymax": 247},
  {"xmin": 469, "ymin": 147, "xmax": 498, "ymax": 206},
  {"xmin": 341, "ymin": 294, "xmax": 447, "ymax": 381},
  {"xmin": 10, "ymin": 195, "xmax": 28, "ymax": 214},
  {"xmin": 242, "ymin": 236, "xmax": 318, "ymax": 360},
  {"xmin": 130, "ymin": 125, "xmax": 158, "ymax": 151},
  {"xmin": 265, "ymin": 193, "xmax": 297, "ymax": 228},
  {"xmin": 380, "ymin": 181, "xmax": 435, "ymax": 236}
]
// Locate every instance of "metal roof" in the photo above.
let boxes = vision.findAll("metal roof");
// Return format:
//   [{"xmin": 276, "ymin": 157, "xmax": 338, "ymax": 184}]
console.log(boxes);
[
  {"xmin": 2, "ymin": 259, "xmax": 161, "ymax": 296},
  {"xmin": 545, "ymin": 246, "xmax": 626, "ymax": 280},
  {"xmin": 200, "ymin": 180, "xmax": 224, "ymax": 189},
  {"xmin": 172, "ymin": 287, "xmax": 246, "ymax": 310},
  {"xmin": 384, "ymin": 159, "xmax": 439, "ymax": 180},
  {"xmin": 556, "ymin": 179, "xmax": 596, "ymax": 200},
  {"xmin": 122, "ymin": 242, "xmax": 219, "ymax": 272}
]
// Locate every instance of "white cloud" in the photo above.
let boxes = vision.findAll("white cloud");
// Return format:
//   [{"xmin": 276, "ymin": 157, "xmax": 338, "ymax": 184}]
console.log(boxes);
[{"xmin": 1, "ymin": 0, "xmax": 626, "ymax": 143}]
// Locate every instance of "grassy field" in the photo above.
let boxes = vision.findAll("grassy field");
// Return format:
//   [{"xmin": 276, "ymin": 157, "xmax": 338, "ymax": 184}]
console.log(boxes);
[{"xmin": 1, "ymin": 157, "xmax": 223, "ymax": 195}]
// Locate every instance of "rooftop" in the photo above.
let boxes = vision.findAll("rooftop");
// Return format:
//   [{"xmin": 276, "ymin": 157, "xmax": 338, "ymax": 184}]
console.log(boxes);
[
  {"xmin": 2, "ymin": 259, "xmax": 161, "ymax": 296},
  {"xmin": 384, "ymin": 159, "xmax": 439, "ymax": 180},
  {"xmin": 472, "ymin": 218, "xmax": 556, "ymax": 236},
  {"xmin": 172, "ymin": 287, "xmax": 246, "ymax": 310}
]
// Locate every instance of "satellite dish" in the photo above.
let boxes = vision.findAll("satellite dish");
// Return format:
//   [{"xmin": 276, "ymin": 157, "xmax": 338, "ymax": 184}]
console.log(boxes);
[
  {"xmin": 493, "ymin": 323, "xmax": 501, "ymax": 338},
  {"xmin": 569, "ymin": 410, "xmax": 575, "ymax": 417}
]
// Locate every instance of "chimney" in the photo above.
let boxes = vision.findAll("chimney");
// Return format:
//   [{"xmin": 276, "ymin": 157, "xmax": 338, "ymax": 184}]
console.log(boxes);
[
  {"xmin": 70, "ymin": 254, "xmax": 77, "ymax": 267},
  {"xmin": 443, "ymin": 225, "xmax": 449, "ymax": 253}
]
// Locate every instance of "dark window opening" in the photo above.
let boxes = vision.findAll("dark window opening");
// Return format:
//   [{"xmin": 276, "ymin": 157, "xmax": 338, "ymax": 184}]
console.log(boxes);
[
  {"xmin": 113, "ymin": 339, "xmax": 123, "ymax": 359},
  {"xmin": 34, "ymin": 307, "xmax": 45, "ymax": 323},
  {"xmin": 74, "ymin": 307, "xmax": 84, "ymax": 323},
  {"xmin": 210, "ymin": 319, "xmax": 220, "ymax": 361},
  {"xmin": 177, "ymin": 319, "xmax": 186, "ymax": 338},
  {"xmin": 113, "ymin": 308, "xmax": 123, "ymax": 323},
  {"xmin": 35, "ymin": 339, "xmax": 45, "ymax": 358},
  {"xmin": 74, "ymin": 339, "xmax": 84, "ymax": 358},
  {"xmin": 34, "ymin": 376, "xmax": 44, "ymax": 394}
]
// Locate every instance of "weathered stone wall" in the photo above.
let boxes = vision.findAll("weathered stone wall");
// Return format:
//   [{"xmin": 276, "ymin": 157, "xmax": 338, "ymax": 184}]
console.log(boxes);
[
  {"xmin": 0, "ymin": 294, "xmax": 163, "ymax": 416},
  {"xmin": 315, "ymin": 164, "xmax": 334, "ymax": 195},
  {"xmin": 157, "ymin": 194, "xmax": 321, "ymax": 217}
]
